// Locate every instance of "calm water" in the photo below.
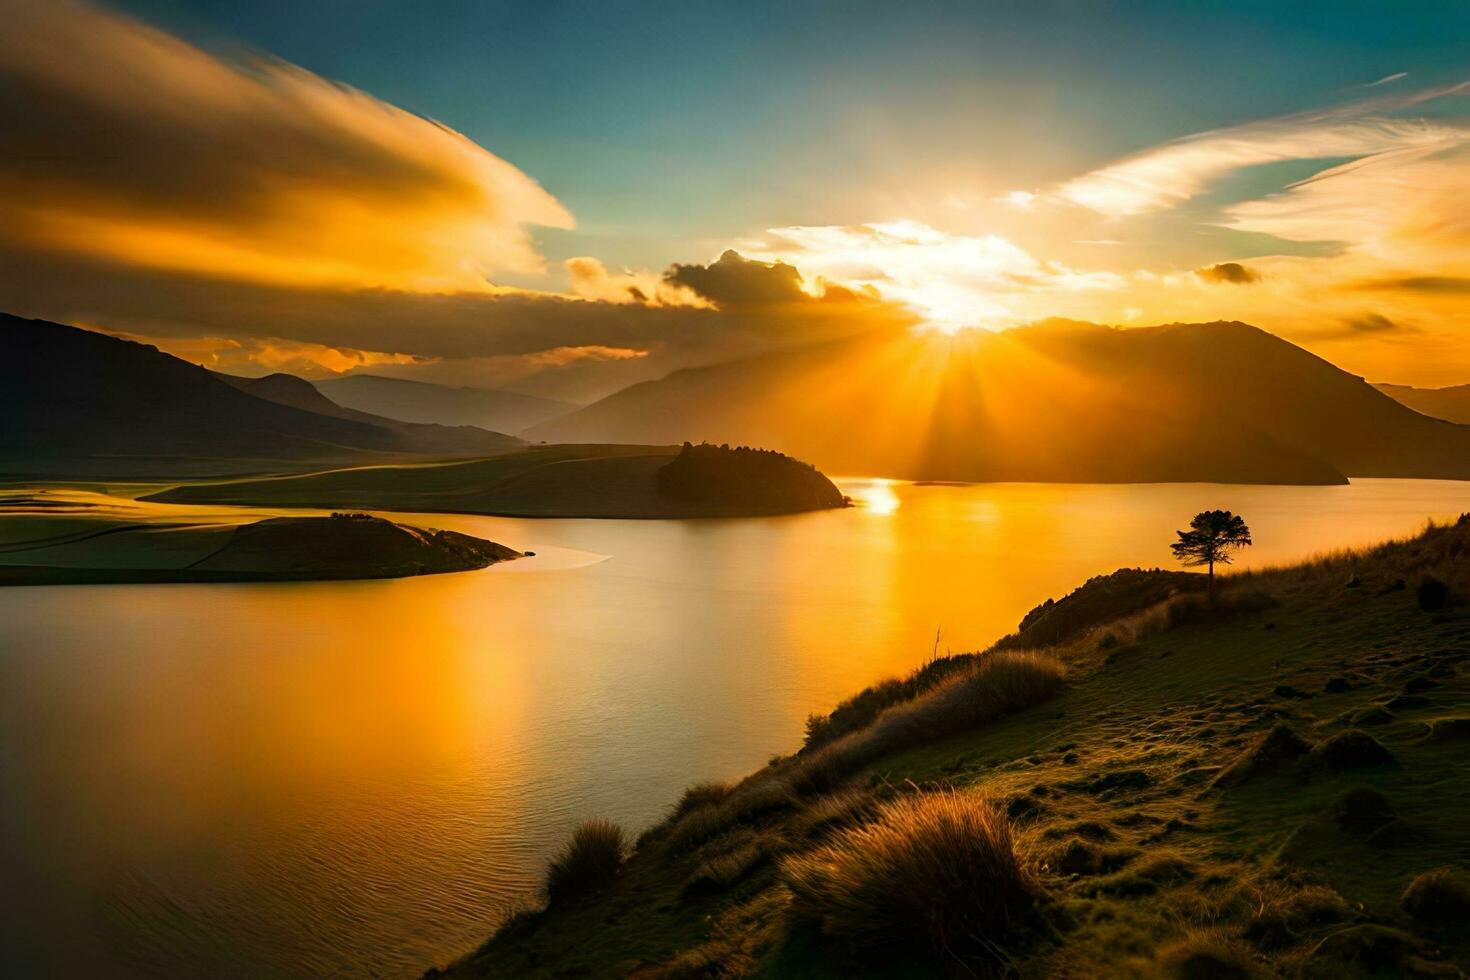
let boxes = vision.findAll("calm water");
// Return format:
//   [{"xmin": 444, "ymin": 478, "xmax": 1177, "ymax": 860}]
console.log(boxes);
[{"xmin": 4, "ymin": 478, "xmax": 1470, "ymax": 977}]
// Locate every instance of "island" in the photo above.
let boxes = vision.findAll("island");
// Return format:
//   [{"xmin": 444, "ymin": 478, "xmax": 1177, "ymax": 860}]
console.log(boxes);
[
  {"xmin": 145, "ymin": 443, "xmax": 850, "ymax": 519},
  {"xmin": 0, "ymin": 513, "xmax": 522, "ymax": 586}
]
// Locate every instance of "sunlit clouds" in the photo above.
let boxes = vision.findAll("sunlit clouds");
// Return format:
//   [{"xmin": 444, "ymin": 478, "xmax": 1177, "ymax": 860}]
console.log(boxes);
[
  {"xmin": 743, "ymin": 221, "xmax": 1123, "ymax": 333},
  {"xmin": 0, "ymin": 0, "xmax": 571, "ymax": 291}
]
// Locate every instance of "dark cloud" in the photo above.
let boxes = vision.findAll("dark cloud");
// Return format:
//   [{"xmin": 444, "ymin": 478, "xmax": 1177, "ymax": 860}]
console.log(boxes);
[
  {"xmin": 1342, "ymin": 312, "xmax": 1401, "ymax": 333},
  {"xmin": 1195, "ymin": 262, "xmax": 1261, "ymax": 285},
  {"xmin": 0, "ymin": 243, "xmax": 914, "ymax": 402},
  {"xmin": 1350, "ymin": 276, "xmax": 1470, "ymax": 294},
  {"xmin": 665, "ymin": 250, "xmax": 808, "ymax": 307}
]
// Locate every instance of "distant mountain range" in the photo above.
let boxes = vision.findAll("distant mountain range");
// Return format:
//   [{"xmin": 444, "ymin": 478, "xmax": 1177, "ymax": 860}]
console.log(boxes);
[
  {"xmin": 0, "ymin": 314, "xmax": 520, "ymax": 477},
  {"xmin": 314, "ymin": 375, "xmax": 574, "ymax": 435},
  {"xmin": 1376, "ymin": 382, "xmax": 1470, "ymax": 425},
  {"xmin": 532, "ymin": 320, "xmax": 1470, "ymax": 485}
]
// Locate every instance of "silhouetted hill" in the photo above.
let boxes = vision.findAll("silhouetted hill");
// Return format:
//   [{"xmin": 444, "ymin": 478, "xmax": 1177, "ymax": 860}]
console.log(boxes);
[
  {"xmin": 657, "ymin": 442, "xmax": 847, "ymax": 511},
  {"xmin": 1376, "ymin": 382, "xmax": 1470, "ymax": 425},
  {"xmin": 214, "ymin": 370, "xmax": 523, "ymax": 456},
  {"xmin": 0, "ymin": 314, "xmax": 520, "ymax": 477},
  {"xmin": 315, "ymin": 374, "xmax": 575, "ymax": 433},
  {"xmin": 531, "ymin": 321, "xmax": 1470, "ymax": 484}
]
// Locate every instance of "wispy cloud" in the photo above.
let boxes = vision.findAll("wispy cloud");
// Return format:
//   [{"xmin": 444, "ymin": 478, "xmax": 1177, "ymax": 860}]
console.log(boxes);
[
  {"xmin": 1056, "ymin": 82, "xmax": 1470, "ymax": 217},
  {"xmin": 0, "ymin": 0, "xmax": 572, "ymax": 291},
  {"xmin": 1365, "ymin": 72, "xmax": 1409, "ymax": 88}
]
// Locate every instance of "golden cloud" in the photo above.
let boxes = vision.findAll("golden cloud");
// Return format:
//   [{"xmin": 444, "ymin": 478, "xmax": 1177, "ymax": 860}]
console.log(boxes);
[{"xmin": 0, "ymin": 0, "xmax": 572, "ymax": 291}]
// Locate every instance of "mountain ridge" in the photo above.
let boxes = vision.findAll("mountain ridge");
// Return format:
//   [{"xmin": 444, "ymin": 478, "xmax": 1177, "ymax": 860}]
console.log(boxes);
[
  {"xmin": 0, "ymin": 314, "xmax": 520, "ymax": 477},
  {"xmin": 531, "ymin": 320, "xmax": 1470, "ymax": 484}
]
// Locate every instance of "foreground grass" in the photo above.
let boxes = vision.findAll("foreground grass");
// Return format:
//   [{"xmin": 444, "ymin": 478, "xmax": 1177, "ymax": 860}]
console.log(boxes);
[{"xmin": 435, "ymin": 518, "xmax": 1470, "ymax": 978}]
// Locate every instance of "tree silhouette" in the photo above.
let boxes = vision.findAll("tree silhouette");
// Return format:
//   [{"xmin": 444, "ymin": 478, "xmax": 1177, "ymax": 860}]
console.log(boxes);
[{"xmin": 1171, "ymin": 510, "xmax": 1252, "ymax": 596}]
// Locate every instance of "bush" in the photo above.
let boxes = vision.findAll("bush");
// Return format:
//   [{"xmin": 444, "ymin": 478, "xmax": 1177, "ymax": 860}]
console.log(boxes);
[
  {"xmin": 781, "ymin": 790, "xmax": 1040, "ymax": 967},
  {"xmin": 1417, "ymin": 575, "xmax": 1450, "ymax": 611},
  {"xmin": 544, "ymin": 819, "xmax": 625, "ymax": 904}
]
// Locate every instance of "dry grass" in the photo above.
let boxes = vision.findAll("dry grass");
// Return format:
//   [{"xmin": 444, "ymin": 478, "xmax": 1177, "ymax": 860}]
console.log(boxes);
[
  {"xmin": 790, "ymin": 650, "xmax": 1066, "ymax": 794},
  {"xmin": 781, "ymin": 789, "xmax": 1041, "ymax": 968},
  {"xmin": 544, "ymin": 819, "xmax": 625, "ymax": 905}
]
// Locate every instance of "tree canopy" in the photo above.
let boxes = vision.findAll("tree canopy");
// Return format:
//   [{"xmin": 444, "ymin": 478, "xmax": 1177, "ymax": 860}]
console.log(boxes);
[{"xmin": 1171, "ymin": 510, "xmax": 1252, "ymax": 584}]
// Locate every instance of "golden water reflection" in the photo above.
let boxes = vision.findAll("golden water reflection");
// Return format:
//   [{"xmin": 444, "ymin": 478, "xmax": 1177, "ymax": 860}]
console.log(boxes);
[{"xmin": 4, "ymin": 478, "xmax": 1470, "ymax": 976}]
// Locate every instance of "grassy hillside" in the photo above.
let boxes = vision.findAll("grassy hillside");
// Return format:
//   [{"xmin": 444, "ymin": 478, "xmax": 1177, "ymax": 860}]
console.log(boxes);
[
  {"xmin": 437, "ymin": 519, "xmax": 1470, "ymax": 978},
  {"xmin": 146, "ymin": 444, "xmax": 850, "ymax": 519}
]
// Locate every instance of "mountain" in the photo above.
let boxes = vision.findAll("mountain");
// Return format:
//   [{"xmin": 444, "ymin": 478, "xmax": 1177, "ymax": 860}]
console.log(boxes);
[
  {"xmin": 212, "ymin": 371, "xmax": 521, "ymax": 456},
  {"xmin": 0, "ymin": 314, "xmax": 520, "ymax": 477},
  {"xmin": 1376, "ymin": 382, "xmax": 1470, "ymax": 425},
  {"xmin": 531, "ymin": 320, "xmax": 1470, "ymax": 484},
  {"xmin": 314, "ymin": 374, "xmax": 575, "ymax": 434}
]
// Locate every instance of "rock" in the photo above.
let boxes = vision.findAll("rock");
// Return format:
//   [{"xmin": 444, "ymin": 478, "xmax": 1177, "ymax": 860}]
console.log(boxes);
[
  {"xmin": 1401, "ymin": 868, "xmax": 1470, "ymax": 930},
  {"xmin": 1307, "ymin": 924, "xmax": 1421, "ymax": 973},
  {"xmin": 1210, "ymin": 723, "xmax": 1312, "ymax": 789},
  {"xmin": 1347, "ymin": 706, "xmax": 1395, "ymax": 727},
  {"xmin": 1323, "ymin": 676, "xmax": 1353, "ymax": 693},
  {"xmin": 1070, "ymin": 769, "xmax": 1154, "ymax": 795},
  {"xmin": 1386, "ymin": 694, "xmax": 1432, "ymax": 712},
  {"xmin": 1422, "ymin": 717, "xmax": 1470, "ymax": 742},
  {"xmin": 1304, "ymin": 729, "xmax": 1396, "ymax": 773},
  {"xmin": 1404, "ymin": 676, "xmax": 1441, "ymax": 693},
  {"xmin": 1329, "ymin": 787, "xmax": 1397, "ymax": 834},
  {"xmin": 1006, "ymin": 795, "xmax": 1044, "ymax": 822},
  {"xmin": 1054, "ymin": 839, "xmax": 1102, "ymax": 876}
]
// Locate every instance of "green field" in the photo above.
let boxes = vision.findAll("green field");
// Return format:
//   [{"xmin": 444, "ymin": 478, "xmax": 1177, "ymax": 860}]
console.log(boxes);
[{"xmin": 440, "ymin": 520, "xmax": 1470, "ymax": 978}]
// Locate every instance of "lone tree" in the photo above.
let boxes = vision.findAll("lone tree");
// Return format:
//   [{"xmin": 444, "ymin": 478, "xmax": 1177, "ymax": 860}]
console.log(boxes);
[{"xmin": 1171, "ymin": 510, "xmax": 1252, "ymax": 595}]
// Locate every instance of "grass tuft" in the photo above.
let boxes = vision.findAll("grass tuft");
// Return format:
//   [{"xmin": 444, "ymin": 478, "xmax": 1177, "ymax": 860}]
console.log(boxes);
[
  {"xmin": 781, "ymin": 789, "xmax": 1040, "ymax": 968},
  {"xmin": 544, "ymin": 819, "xmax": 625, "ymax": 905}
]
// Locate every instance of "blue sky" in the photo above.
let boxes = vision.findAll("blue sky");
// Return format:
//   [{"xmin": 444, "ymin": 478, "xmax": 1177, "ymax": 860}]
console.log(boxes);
[
  {"xmin": 110, "ymin": 1, "xmax": 1470, "ymax": 269},
  {"xmin": 4, "ymin": 0, "xmax": 1470, "ymax": 393}
]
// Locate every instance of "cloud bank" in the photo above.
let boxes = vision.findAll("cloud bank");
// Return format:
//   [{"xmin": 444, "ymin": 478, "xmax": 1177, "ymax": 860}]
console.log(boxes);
[{"xmin": 0, "ymin": 0, "xmax": 571, "ymax": 291}]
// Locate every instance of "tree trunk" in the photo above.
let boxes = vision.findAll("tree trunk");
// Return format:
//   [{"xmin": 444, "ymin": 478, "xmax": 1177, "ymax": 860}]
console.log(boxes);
[{"xmin": 1207, "ymin": 558, "xmax": 1215, "ymax": 602}]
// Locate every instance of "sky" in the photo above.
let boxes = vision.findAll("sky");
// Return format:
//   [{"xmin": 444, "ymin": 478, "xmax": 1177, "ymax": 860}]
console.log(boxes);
[{"xmin": 3, "ymin": 0, "xmax": 1470, "ymax": 399}]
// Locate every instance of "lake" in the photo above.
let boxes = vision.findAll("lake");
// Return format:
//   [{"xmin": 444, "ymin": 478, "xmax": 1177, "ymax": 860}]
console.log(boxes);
[{"xmin": 4, "ymin": 478, "xmax": 1470, "ymax": 977}]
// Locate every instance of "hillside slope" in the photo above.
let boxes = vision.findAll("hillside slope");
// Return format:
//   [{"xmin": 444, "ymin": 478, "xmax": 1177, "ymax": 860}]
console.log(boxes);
[
  {"xmin": 440, "ymin": 519, "xmax": 1470, "ymax": 978},
  {"xmin": 0, "ymin": 314, "xmax": 517, "ymax": 477},
  {"xmin": 316, "ymin": 374, "xmax": 575, "ymax": 433},
  {"xmin": 532, "ymin": 321, "xmax": 1470, "ymax": 484},
  {"xmin": 1377, "ymin": 382, "xmax": 1470, "ymax": 425}
]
